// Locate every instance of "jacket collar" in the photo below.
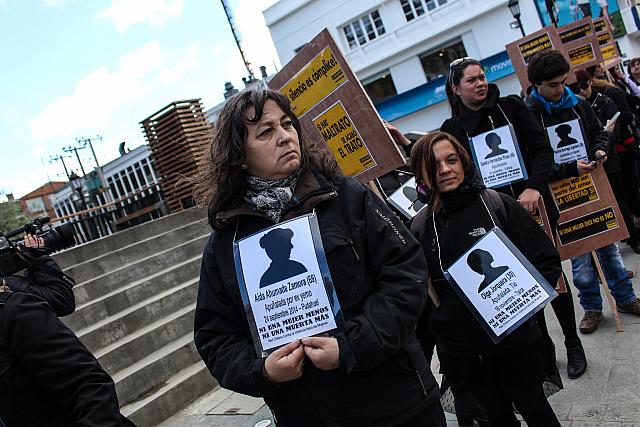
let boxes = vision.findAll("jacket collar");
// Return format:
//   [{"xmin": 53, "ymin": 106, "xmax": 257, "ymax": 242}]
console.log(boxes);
[
  {"xmin": 457, "ymin": 84, "xmax": 500, "ymax": 134},
  {"xmin": 215, "ymin": 169, "xmax": 339, "ymax": 228}
]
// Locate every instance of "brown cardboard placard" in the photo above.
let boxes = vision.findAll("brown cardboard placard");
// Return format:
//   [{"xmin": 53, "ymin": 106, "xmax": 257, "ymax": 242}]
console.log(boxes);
[
  {"xmin": 550, "ymin": 173, "xmax": 599, "ymax": 213},
  {"xmin": 558, "ymin": 19, "xmax": 603, "ymax": 73},
  {"xmin": 593, "ymin": 17, "xmax": 622, "ymax": 67},
  {"xmin": 267, "ymin": 29, "xmax": 405, "ymax": 183},
  {"xmin": 552, "ymin": 167, "xmax": 628, "ymax": 260},
  {"xmin": 532, "ymin": 196, "xmax": 568, "ymax": 293},
  {"xmin": 506, "ymin": 26, "xmax": 565, "ymax": 90}
]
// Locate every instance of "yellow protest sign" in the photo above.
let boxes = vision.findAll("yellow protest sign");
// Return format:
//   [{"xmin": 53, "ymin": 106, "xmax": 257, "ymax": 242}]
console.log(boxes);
[
  {"xmin": 568, "ymin": 44, "xmax": 596, "ymax": 66},
  {"xmin": 601, "ymin": 43, "xmax": 618, "ymax": 61},
  {"xmin": 312, "ymin": 101, "xmax": 376, "ymax": 177},
  {"xmin": 550, "ymin": 174, "xmax": 598, "ymax": 212},
  {"xmin": 279, "ymin": 47, "xmax": 347, "ymax": 117},
  {"xmin": 518, "ymin": 33, "xmax": 553, "ymax": 63}
]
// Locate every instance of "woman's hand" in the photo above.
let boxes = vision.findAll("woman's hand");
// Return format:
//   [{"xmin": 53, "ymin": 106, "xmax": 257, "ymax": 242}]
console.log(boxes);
[
  {"xmin": 263, "ymin": 339, "xmax": 305, "ymax": 383},
  {"xmin": 383, "ymin": 122, "xmax": 412, "ymax": 147},
  {"xmin": 301, "ymin": 336, "xmax": 340, "ymax": 370}
]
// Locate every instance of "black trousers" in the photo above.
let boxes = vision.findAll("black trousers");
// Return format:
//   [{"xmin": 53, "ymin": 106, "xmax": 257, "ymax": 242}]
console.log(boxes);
[
  {"xmin": 549, "ymin": 275, "xmax": 581, "ymax": 348},
  {"xmin": 397, "ymin": 399, "xmax": 446, "ymax": 427},
  {"xmin": 440, "ymin": 342, "xmax": 560, "ymax": 427}
]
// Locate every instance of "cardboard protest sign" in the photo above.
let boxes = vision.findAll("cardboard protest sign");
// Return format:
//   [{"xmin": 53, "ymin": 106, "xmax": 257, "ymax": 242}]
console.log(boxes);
[
  {"xmin": 593, "ymin": 17, "xmax": 622, "ymax": 67},
  {"xmin": 550, "ymin": 167, "xmax": 629, "ymax": 260},
  {"xmin": 469, "ymin": 125, "xmax": 527, "ymax": 188},
  {"xmin": 234, "ymin": 213, "xmax": 344, "ymax": 356},
  {"xmin": 545, "ymin": 118, "xmax": 589, "ymax": 164},
  {"xmin": 558, "ymin": 18, "xmax": 604, "ymax": 71},
  {"xmin": 532, "ymin": 197, "xmax": 568, "ymax": 293},
  {"xmin": 550, "ymin": 173, "xmax": 598, "ymax": 213},
  {"xmin": 506, "ymin": 26, "xmax": 565, "ymax": 90},
  {"xmin": 386, "ymin": 176, "xmax": 426, "ymax": 219},
  {"xmin": 268, "ymin": 29, "xmax": 405, "ymax": 183},
  {"xmin": 445, "ymin": 228, "xmax": 557, "ymax": 343}
]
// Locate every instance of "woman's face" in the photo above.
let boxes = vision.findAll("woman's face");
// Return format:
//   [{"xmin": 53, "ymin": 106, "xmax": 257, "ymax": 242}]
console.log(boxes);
[
  {"xmin": 244, "ymin": 99, "xmax": 301, "ymax": 180},
  {"xmin": 630, "ymin": 61, "xmax": 640, "ymax": 78},
  {"xmin": 452, "ymin": 64, "xmax": 488, "ymax": 108},
  {"xmin": 611, "ymin": 66, "xmax": 624, "ymax": 79},
  {"xmin": 430, "ymin": 139, "xmax": 465, "ymax": 193}
]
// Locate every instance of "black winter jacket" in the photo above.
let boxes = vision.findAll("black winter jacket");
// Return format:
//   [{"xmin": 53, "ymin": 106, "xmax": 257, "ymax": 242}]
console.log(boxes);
[
  {"xmin": 0, "ymin": 292, "xmax": 133, "ymax": 427},
  {"xmin": 194, "ymin": 170, "xmax": 439, "ymax": 427},
  {"xmin": 441, "ymin": 84, "xmax": 555, "ymax": 199},
  {"xmin": 592, "ymin": 83, "xmax": 635, "ymax": 142},
  {"xmin": 587, "ymin": 92, "xmax": 622, "ymax": 174},
  {"xmin": 1, "ymin": 252, "xmax": 75, "ymax": 317},
  {"xmin": 411, "ymin": 175, "xmax": 561, "ymax": 357},
  {"xmin": 525, "ymin": 94, "xmax": 609, "ymax": 181}
]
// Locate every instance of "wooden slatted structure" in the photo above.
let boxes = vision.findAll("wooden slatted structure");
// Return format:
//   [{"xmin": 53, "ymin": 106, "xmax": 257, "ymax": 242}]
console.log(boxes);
[{"xmin": 140, "ymin": 99, "xmax": 211, "ymax": 213}]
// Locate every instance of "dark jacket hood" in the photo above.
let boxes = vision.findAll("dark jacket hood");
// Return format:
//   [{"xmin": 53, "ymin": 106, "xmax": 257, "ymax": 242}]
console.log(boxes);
[{"xmin": 456, "ymin": 84, "xmax": 501, "ymax": 134}]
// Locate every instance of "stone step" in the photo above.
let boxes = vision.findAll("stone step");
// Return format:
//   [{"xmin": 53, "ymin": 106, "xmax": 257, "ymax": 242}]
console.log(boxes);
[
  {"xmin": 54, "ymin": 207, "xmax": 207, "ymax": 268},
  {"xmin": 114, "ymin": 334, "xmax": 202, "ymax": 405},
  {"xmin": 94, "ymin": 304, "xmax": 195, "ymax": 375},
  {"xmin": 77, "ymin": 279, "xmax": 198, "ymax": 352},
  {"xmin": 63, "ymin": 255, "xmax": 201, "ymax": 331},
  {"xmin": 121, "ymin": 361, "xmax": 218, "ymax": 427},
  {"xmin": 64, "ymin": 220, "xmax": 210, "ymax": 283},
  {"xmin": 72, "ymin": 234, "xmax": 208, "ymax": 306}
]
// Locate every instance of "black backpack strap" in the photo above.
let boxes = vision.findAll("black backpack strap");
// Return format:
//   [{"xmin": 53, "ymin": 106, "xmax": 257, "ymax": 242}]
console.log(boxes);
[{"xmin": 480, "ymin": 189, "xmax": 507, "ymax": 230}]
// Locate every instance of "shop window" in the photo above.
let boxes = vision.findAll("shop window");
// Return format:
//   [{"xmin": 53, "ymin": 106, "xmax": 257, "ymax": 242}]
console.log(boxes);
[
  {"xmin": 419, "ymin": 40, "xmax": 467, "ymax": 82},
  {"xmin": 362, "ymin": 71, "xmax": 398, "ymax": 104}
]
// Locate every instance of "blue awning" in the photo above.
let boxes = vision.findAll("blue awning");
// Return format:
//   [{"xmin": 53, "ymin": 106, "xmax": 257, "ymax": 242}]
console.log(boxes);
[{"xmin": 376, "ymin": 50, "xmax": 515, "ymax": 121}]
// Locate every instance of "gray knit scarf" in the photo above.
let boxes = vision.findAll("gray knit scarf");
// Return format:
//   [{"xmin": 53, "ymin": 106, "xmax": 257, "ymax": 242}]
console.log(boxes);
[{"xmin": 245, "ymin": 169, "xmax": 301, "ymax": 223}]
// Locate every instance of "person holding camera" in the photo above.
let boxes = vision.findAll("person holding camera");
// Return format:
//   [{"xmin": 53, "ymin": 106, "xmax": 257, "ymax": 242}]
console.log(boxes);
[
  {"xmin": 1, "ymin": 233, "xmax": 75, "ymax": 316},
  {"xmin": 0, "ymin": 234, "xmax": 135, "ymax": 427}
]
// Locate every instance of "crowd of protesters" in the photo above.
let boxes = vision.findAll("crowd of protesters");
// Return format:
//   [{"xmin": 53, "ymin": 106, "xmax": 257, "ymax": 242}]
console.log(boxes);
[
  {"xmin": 193, "ymin": 49, "xmax": 640, "ymax": 427},
  {"xmin": 4, "ymin": 50, "xmax": 638, "ymax": 427}
]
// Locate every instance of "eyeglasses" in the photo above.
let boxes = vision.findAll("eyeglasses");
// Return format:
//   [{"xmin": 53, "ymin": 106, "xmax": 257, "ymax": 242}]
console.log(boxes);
[{"xmin": 449, "ymin": 57, "xmax": 474, "ymax": 69}]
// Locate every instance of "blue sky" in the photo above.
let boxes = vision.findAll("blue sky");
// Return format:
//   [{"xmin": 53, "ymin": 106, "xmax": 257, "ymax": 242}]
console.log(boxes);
[{"xmin": 0, "ymin": 0, "xmax": 279, "ymax": 198}]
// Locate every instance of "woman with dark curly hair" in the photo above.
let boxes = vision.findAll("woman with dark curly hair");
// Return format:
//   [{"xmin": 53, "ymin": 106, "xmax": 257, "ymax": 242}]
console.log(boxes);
[{"xmin": 192, "ymin": 89, "xmax": 444, "ymax": 426}]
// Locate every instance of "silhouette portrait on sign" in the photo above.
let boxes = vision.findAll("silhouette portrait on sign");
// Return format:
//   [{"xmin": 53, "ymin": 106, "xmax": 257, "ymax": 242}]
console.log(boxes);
[
  {"xmin": 467, "ymin": 248, "xmax": 509, "ymax": 293},
  {"xmin": 484, "ymin": 132, "xmax": 508, "ymax": 159},
  {"xmin": 555, "ymin": 124, "xmax": 579, "ymax": 148},
  {"xmin": 259, "ymin": 228, "xmax": 308, "ymax": 288},
  {"xmin": 402, "ymin": 186, "xmax": 426, "ymax": 212}
]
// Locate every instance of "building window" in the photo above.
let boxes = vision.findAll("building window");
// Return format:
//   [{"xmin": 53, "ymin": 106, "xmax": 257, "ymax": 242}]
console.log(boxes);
[
  {"xmin": 400, "ymin": 0, "xmax": 448, "ymax": 21},
  {"xmin": 343, "ymin": 10, "xmax": 386, "ymax": 50},
  {"xmin": 419, "ymin": 40, "xmax": 467, "ymax": 82},
  {"xmin": 362, "ymin": 71, "xmax": 398, "ymax": 104}
]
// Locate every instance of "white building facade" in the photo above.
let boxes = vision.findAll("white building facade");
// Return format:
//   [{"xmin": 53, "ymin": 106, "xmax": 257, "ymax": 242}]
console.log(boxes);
[{"xmin": 264, "ymin": 0, "xmax": 640, "ymax": 133}]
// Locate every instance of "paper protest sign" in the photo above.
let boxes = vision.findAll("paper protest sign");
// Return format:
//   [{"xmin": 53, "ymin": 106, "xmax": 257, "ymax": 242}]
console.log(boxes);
[
  {"xmin": 546, "ymin": 118, "xmax": 588, "ymax": 164},
  {"xmin": 550, "ymin": 173, "xmax": 598, "ymax": 213},
  {"xmin": 444, "ymin": 228, "xmax": 557, "ymax": 343},
  {"xmin": 469, "ymin": 125, "xmax": 527, "ymax": 188},
  {"xmin": 386, "ymin": 176, "xmax": 426, "ymax": 219},
  {"xmin": 234, "ymin": 213, "xmax": 344, "ymax": 356}
]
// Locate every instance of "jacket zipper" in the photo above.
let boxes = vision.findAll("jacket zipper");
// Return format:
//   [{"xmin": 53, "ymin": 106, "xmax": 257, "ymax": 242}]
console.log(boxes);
[
  {"xmin": 346, "ymin": 238, "xmax": 360, "ymax": 262},
  {"xmin": 416, "ymin": 369, "xmax": 428, "ymax": 395}
]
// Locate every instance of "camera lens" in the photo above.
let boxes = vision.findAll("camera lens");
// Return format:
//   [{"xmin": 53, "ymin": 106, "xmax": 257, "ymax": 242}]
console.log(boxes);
[{"xmin": 40, "ymin": 223, "xmax": 77, "ymax": 252}]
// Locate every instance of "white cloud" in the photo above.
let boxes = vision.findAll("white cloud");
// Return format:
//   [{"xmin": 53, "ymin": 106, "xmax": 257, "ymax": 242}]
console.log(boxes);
[
  {"xmin": 29, "ymin": 41, "xmax": 163, "ymax": 141},
  {"xmin": 96, "ymin": 0, "xmax": 184, "ymax": 33},
  {"xmin": 159, "ymin": 44, "xmax": 199, "ymax": 83}
]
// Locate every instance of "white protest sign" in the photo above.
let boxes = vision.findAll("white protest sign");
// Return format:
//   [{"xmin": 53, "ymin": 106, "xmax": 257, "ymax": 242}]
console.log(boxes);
[
  {"xmin": 445, "ymin": 228, "xmax": 556, "ymax": 342},
  {"xmin": 234, "ymin": 214, "xmax": 341, "ymax": 355},
  {"xmin": 546, "ymin": 118, "xmax": 588, "ymax": 164},
  {"xmin": 469, "ymin": 125, "xmax": 527, "ymax": 188},
  {"xmin": 387, "ymin": 177, "xmax": 426, "ymax": 219}
]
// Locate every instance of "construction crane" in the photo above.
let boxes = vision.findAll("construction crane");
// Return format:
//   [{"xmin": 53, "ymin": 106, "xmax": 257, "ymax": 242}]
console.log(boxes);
[{"xmin": 220, "ymin": 0, "xmax": 256, "ymax": 83}]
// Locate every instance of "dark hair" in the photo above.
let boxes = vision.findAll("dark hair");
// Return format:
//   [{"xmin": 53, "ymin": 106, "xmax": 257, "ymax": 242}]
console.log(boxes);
[
  {"xmin": 193, "ymin": 89, "xmax": 340, "ymax": 229},
  {"xmin": 410, "ymin": 131, "xmax": 473, "ymax": 212},
  {"xmin": 527, "ymin": 50, "xmax": 570, "ymax": 86},
  {"xmin": 445, "ymin": 58, "xmax": 483, "ymax": 119},
  {"xmin": 627, "ymin": 57, "xmax": 640, "ymax": 83}
]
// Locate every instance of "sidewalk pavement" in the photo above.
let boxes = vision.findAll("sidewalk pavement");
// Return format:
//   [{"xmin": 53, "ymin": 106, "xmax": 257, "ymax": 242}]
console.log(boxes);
[{"xmin": 161, "ymin": 244, "xmax": 640, "ymax": 427}]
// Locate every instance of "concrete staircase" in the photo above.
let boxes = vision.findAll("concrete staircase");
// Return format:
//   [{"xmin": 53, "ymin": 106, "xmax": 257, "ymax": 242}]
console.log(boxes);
[{"xmin": 54, "ymin": 208, "xmax": 219, "ymax": 426}]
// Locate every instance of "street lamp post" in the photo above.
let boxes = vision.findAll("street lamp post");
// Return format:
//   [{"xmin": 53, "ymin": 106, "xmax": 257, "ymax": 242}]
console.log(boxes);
[
  {"xmin": 508, "ymin": 0, "xmax": 526, "ymax": 37},
  {"xmin": 69, "ymin": 172, "xmax": 97, "ymax": 241}
]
